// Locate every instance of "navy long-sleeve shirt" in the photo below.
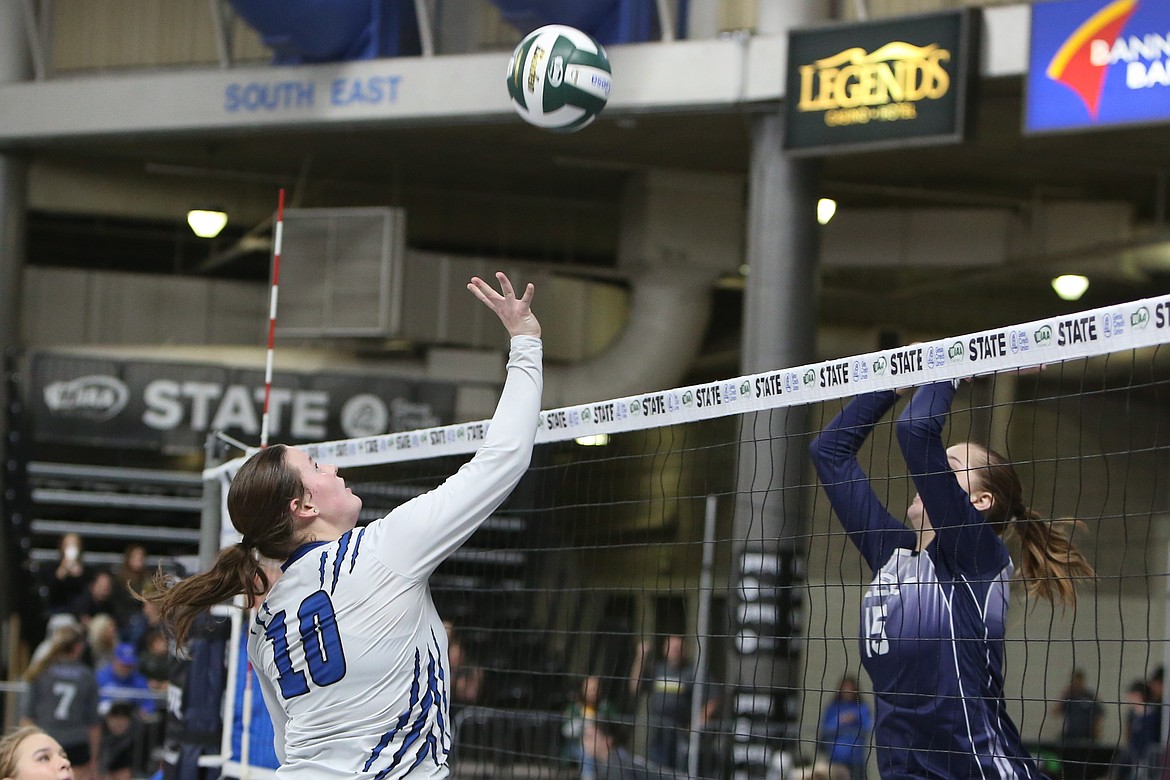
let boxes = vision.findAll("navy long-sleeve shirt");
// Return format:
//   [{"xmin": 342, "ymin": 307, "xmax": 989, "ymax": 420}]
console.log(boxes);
[{"xmin": 809, "ymin": 382, "xmax": 1036, "ymax": 779}]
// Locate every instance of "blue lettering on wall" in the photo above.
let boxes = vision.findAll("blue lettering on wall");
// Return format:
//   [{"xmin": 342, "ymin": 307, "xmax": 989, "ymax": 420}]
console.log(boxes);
[
  {"xmin": 329, "ymin": 76, "xmax": 403, "ymax": 106},
  {"xmin": 224, "ymin": 80, "xmax": 316, "ymax": 112}
]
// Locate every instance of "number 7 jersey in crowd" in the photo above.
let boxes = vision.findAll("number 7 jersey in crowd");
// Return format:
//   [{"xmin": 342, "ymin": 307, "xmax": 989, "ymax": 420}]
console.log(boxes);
[{"xmin": 247, "ymin": 335, "xmax": 543, "ymax": 778}]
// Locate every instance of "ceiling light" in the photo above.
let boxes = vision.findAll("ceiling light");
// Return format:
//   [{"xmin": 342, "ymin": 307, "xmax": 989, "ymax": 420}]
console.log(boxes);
[
  {"xmin": 574, "ymin": 434, "xmax": 610, "ymax": 447},
  {"xmin": 1051, "ymin": 274, "xmax": 1089, "ymax": 301},
  {"xmin": 186, "ymin": 209, "xmax": 228, "ymax": 239},
  {"xmin": 817, "ymin": 198, "xmax": 837, "ymax": 225}
]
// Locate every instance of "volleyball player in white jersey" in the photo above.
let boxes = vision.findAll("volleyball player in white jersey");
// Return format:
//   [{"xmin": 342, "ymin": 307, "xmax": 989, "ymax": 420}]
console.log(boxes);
[{"xmin": 148, "ymin": 272, "xmax": 542, "ymax": 778}]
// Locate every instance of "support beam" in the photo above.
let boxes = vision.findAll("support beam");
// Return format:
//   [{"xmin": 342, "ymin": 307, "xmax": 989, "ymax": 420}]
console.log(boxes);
[
  {"xmin": 414, "ymin": 0, "xmax": 435, "ymax": 57},
  {"xmin": 17, "ymin": 0, "xmax": 46, "ymax": 81},
  {"xmin": 209, "ymin": 0, "xmax": 235, "ymax": 69}
]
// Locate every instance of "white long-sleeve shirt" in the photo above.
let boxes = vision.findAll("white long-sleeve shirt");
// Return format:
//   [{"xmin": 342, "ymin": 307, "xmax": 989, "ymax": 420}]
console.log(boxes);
[{"xmin": 248, "ymin": 336, "xmax": 542, "ymax": 778}]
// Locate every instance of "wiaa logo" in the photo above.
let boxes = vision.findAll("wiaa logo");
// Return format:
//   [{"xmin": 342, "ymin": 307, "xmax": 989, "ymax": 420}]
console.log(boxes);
[
  {"xmin": 872, "ymin": 356, "xmax": 888, "ymax": 375},
  {"xmin": 1034, "ymin": 324, "xmax": 1054, "ymax": 346},
  {"xmin": 1131, "ymin": 307, "xmax": 1150, "ymax": 328},
  {"xmin": 44, "ymin": 375, "xmax": 129, "ymax": 422}
]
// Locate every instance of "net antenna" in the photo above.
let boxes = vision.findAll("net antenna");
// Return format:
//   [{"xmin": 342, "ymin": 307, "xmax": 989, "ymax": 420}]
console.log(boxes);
[
  {"xmin": 240, "ymin": 187, "xmax": 285, "ymax": 780},
  {"xmin": 260, "ymin": 188, "xmax": 286, "ymax": 449}
]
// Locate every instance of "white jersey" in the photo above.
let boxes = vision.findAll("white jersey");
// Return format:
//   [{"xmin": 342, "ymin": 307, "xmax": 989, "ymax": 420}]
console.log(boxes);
[{"xmin": 247, "ymin": 336, "xmax": 542, "ymax": 778}]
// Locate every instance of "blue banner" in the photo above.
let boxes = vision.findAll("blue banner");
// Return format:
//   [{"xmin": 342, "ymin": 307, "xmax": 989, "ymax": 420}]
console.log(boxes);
[{"xmin": 1027, "ymin": 0, "xmax": 1170, "ymax": 133}]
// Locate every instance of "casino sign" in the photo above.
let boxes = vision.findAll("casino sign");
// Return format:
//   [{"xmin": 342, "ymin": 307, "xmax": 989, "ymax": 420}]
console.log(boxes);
[{"xmin": 784, "ymin": 10, "xmax": 978, "ymax": 156}]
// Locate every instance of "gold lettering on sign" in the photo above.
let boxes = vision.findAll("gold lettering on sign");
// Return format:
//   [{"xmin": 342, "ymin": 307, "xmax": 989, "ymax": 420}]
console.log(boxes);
[{"xmin": 797, "ymin": 42, "xmax": 951, "ymax": 126}]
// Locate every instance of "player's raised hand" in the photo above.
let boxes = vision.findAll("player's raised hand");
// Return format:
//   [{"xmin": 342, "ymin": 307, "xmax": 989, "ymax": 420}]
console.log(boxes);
[{"xmin": 467, "ymin": 272, "xmax": 541, "ymax": 339}]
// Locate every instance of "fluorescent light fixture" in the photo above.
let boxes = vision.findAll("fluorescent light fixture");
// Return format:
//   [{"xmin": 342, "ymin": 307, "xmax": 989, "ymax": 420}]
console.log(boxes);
[
  {"xmin": 574, "ymin": 434, "xmax": 610, "ymax": 447},
  {"xmin": 817, "ymin": 198, "xmax": 837, "ymax": 225},
  {"xmin": 1051, "ymin": 274, "xmax": 1089, "ymax": 301},
  {"xmin": 187, "ymin": 209, "xmax": 228, "ymax": 238}
]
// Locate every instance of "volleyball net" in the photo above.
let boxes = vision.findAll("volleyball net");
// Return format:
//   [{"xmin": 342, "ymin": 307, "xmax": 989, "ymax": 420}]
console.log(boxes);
[{"xmin": 208, "ymin": 293, "xmax": 1170, "ymax": 779}]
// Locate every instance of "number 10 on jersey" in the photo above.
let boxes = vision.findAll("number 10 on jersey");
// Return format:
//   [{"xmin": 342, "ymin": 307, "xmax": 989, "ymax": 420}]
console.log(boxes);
[{"xmin": 264, "ymin": 590, "xmax": 348, "ymax": 698}]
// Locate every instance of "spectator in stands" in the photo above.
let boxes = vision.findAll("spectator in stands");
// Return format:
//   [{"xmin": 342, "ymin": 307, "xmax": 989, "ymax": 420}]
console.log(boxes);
[
  {"xmin": 41, "ymin": 533, "xmax": 92, "ymax": 617},
  {"xmin": 85, "ymin": 615, "xmax": 118, "ymax": 671},
  {"xmin": 30, "ymin": 613, "xmax": 82, "ymax": 667},
  {"xmin": 1053, "ymin": 668, "xmax": 1103, "ymax": 745},
  {"xmin": 122, "ymin": 597, "xmax": 163, "ymax": 651},
  {"xmin": 136, "ymin": 630, "xmax": 170, "ymax": 691},
  {"xmin": 1147, "ymin": 667, "xmax": 1164, "ymax": 741},
  {"xmin": 97, "ymin": 702, "xmax": 141, "ymax": 780},
  {"xmin": 583, "ymin": 717, "xmax": 677, "ymax": 780},
  {"xmin": 1115, "ymin": 680, "xmax": 1154, "ymax": 780},
  {"xmin": 70, "ymin": 572, "xmax": 115, "ymax": 627},
  {"xmin": 444, "ymin": 620, "xmax": 483, "ymax": 710},
  {"xmin": 95, "ymin": 644, "xmax": 155, "ymax": 718},
  {"xmin": 563, "ymin": 674, "xmax": 618, "ymax": 779},
  {"xmin": 629, "ymin": 634, "xmax": 720, "ymax": 771},
  {"xmin": 818, "ymin": 674, "xmax": 872, "ymax": 780},
  {"xmin": 21, "ymin": 625, "xmax": 100, "ymax": 779},
  {"xmin": 109, "ymin": 544, "xmax": 148, "ymax": 632},
  {"xmin": 0, "ymin": 726, "xmax": 75, "ymax": 780}
]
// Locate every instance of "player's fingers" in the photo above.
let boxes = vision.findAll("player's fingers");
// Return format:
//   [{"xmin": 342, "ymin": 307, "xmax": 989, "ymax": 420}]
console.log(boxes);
[
  {"xmin": 495, "ymin": 271, "xmax": 516, "ymax": 299},
  {"xmin": 519, "ymin": 283, "xmax": 535, "ymax": 304},
  {"xmin": 466, "ymin": 279, "xmax": 494, "ymax": 306},
  {"xmin": 471, "ymin": 276, "xmax": 503, "ymax": 300}
]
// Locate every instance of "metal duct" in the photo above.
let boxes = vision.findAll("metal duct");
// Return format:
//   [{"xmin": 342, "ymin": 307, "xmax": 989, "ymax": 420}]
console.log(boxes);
[{"xmin": 543, "ymin": 267, "xmax": 715, "ymax": 408}]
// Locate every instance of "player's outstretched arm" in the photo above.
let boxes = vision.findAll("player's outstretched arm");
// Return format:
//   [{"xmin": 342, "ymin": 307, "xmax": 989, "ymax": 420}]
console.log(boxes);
[
  {"xmin": 468, "ymin": 271, "xmax": 541, "ymax": 339},
  {"xmin": 370, "ymin": 272, "xmax": 543, "ymax": 580},
  {"xmin": 809, "ymin": 391, "xmax": 916, "ymax": 570}
]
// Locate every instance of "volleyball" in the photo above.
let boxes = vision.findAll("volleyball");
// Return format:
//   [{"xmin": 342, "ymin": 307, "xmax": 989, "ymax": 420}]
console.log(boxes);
[{"xmin": 506, "ymin": 25, "xmax": 612, "ymax": 132}]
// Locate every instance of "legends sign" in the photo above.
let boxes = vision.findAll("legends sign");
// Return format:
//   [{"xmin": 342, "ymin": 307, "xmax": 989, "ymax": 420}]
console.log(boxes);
[{"xmin": 784, "ymin": 10, "xmax": 978, "ymax": 156}]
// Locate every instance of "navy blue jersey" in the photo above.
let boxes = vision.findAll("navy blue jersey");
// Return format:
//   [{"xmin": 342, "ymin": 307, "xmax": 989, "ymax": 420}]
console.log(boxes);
[{"xmin": 810, "ymin": 383, "xmax": 1037, "ymax": 779}]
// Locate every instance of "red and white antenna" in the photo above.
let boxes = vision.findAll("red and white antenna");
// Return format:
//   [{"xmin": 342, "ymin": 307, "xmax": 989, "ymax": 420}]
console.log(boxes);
[
  {"xmin": 241, "ymin": 188, "xmax": 286, "ymax": 779},
  {"xmin": 260, "ymin": 188, "xmax": 286, "ymax": 448}
]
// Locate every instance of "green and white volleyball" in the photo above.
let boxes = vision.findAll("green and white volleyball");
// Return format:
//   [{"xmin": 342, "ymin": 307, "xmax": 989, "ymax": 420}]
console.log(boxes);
[{"xmin": 506, "ymin": 25, "xmax": 612, "ymax": 132}]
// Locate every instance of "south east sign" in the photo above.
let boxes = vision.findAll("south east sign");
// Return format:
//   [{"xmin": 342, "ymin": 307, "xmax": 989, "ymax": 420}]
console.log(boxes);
[
  {"xmin": 784, "ymin": 10, "xmax": 978, "ymax": 156},
  {"xmin": 1027, "ymin": 0, "xmax": 1170, "ymax": 133}
]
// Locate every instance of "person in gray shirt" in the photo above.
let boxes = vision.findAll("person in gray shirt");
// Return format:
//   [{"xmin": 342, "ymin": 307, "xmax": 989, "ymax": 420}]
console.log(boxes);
[
  {"xmin": 584, "ymin": 718, "xmax": 682, "ymax": 780},
  {"xmin": 21, "ymin": 625, "xmax": 100, "ymax": 777}
]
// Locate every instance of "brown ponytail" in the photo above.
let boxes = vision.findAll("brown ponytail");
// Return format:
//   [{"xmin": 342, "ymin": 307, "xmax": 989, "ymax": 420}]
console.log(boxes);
[
  {"xmin": 1007, "ymin": 512, "xmax": 1094, "ymax": 607},
  {"xmin": 142, "ymin": 444, "xmax": 307, "ymax": 646},
  {"xmin": 967, "ymin": 443, "xmax": 1095, "ymax": 608}
]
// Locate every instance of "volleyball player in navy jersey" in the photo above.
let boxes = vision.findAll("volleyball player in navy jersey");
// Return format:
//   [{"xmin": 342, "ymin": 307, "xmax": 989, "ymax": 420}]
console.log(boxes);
[
  {"xmin": 146, "ymin": 272, "xmax": 541, "ymax": 778},
  {"xmin": 809, "ymin": 379, "xmax": 1094, "ymax": 779}
]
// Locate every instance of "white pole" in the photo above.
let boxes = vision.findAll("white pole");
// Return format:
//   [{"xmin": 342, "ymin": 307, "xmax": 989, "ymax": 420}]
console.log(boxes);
[
  {"xmin": 689, "ymin": 495, "xmax": 718, "ymax": 779},
  {"xmin": 220, "ymin": 602, "xmax": 243, "ymax": 771}
]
